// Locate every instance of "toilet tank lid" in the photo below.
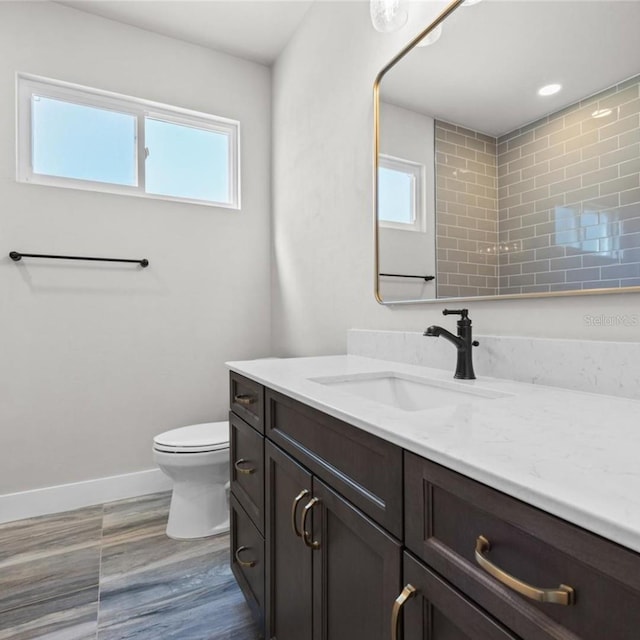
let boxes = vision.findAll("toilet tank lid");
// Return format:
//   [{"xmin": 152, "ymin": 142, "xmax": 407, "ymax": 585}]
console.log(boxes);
[{"xmin": 153, "ymin": 422, "xmax": 229, "ymax": 448}]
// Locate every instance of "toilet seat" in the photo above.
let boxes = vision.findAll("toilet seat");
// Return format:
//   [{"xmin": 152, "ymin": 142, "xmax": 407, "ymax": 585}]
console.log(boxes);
[{"xmin": 153, "ymin": 421, "xmax": 229, "ymax": 454}]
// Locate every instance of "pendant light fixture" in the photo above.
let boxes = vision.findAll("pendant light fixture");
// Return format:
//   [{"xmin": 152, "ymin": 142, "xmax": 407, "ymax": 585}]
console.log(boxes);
[{"xmin": 370, "ymin": 0, "xmax": 408, "ymax": 33}]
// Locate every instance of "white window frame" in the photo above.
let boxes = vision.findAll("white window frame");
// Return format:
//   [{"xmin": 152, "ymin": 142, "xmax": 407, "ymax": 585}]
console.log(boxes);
[
  {"xmin": 378, "ymin": 154, "xmax": 425, "ymax": 232},
  {"xmin": 16, "ymin": 73, "xmax": 240, "ymax": 209}
]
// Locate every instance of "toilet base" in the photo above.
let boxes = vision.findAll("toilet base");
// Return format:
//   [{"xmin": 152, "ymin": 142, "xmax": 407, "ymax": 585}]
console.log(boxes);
[
  {"xmin": 165, "ymin": 479, "xmax": 230, "ymax": 540},
  {"xmin": 166, "ymin": 518, "xmax": 230, "ymax": 540}
]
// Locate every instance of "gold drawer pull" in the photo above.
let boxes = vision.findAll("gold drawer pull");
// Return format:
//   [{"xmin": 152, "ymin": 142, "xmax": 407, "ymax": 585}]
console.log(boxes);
[
  {"xmin": 234, "ymin": 545, "xmax": 256, "ymax": 568},
  {"xmin": 291, "ymin": 489, "xmax": 310, "ymax": 537},
  {"xmin": 475, "ymin": 535, "xmax": 575, "ymax": 605},
  {"xmin": 234, "ymin": 458, "xmax": 256, "ymax": 475},
  {"xmin": 391, "ymin": 584, "xmax": 416, "ymax": 640},
  {"xmin": 234, "ymin": 394, "xmax": 257, "ymax": 406},
  {"xmin": 301, "ymin": 497, "xmax": 321, "ymax": 549}
]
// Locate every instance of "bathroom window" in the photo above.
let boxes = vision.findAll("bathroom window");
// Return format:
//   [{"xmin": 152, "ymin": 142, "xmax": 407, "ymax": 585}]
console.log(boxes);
[
  {"xmin": 377, "ymin": 155, "xmax": 425, "ymax": 232},
  {"xmin": 17, "ymin": 74, "xmax": 240, "ymax": 208}
]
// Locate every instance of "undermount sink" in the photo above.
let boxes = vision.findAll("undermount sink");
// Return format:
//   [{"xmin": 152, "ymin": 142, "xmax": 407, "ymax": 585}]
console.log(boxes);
[{"xmin": 309, "ymin": 371, "xmax": 512, "ymax": 412}]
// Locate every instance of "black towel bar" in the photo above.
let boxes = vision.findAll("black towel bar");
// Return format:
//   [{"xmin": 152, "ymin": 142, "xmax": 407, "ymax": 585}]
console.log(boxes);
[
  {"xmin": 9, "ymin": 251, "xmax": 149, "ymax": 267},
  {"xmin": 379, "ymin": 273, "xmax": 434, "ymax": 282}
]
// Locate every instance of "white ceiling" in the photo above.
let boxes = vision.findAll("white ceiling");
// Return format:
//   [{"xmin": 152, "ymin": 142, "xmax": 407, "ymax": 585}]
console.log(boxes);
[
  {"xmin": 380, "ymin": 1, "xmax": 640, "ymax": 137},
  {"xmin": 57, "ymin": 1, "xmax": 640, "ymax": 132},
  {"xmin": 58, "ymin": 0, "xmax": 314, "ymax": 65}
]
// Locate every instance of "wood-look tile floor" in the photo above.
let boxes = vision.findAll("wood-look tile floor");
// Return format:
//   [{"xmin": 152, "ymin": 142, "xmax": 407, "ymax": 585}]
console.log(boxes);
[{"xmin": 0, "ymin": 493, "xmax": 261, "ymax": 640}]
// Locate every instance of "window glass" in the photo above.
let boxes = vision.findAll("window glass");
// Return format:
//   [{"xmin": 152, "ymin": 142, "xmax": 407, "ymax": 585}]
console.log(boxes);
[
  {"xmin": 144, "ymin": 117, "xmax": 230, "ymax": 204},
  {"xmin": 18, "ymin": 75, "xmax": 240, "ymax": 208},
  {"xmin": 31, "ymin": 95, "xmax": 137, "ymax": 186},
  {"xmin": 378, "ymin": 165, "xmax": 415, "ymax": 225}
]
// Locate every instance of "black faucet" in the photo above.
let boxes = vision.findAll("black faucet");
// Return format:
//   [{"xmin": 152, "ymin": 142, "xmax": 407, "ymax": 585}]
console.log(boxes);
[{"xmin": 424, "ymin": 309, "xmax": 479, "ymax": 380}]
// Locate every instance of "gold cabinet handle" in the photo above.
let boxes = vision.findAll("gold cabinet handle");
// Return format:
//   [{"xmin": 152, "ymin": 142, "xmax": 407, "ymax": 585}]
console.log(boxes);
[
  {"xmin": 291, "ymin": 489, "xmax": 310, "ymax": 537},
  {"xmin": 475, "ymin": 535, "xmax": 575, "ymax": 605},
  {"xmin": 391, "ymin": 584, "xmax": 416, "ymax": 640},
  {"xmin": 301, "ymin": 497, "xmax": 321, "ymax": 549},
  {"xmin": 234, "ymin": 394, "xmax": 257, "ymax": 406},
  {"xmin": 234, "ymin": 545, "xmax": 256, "ymax": 568},
  {"xmin": 234, "ymin": 458, "xmax": 256, "ymax": 475}
]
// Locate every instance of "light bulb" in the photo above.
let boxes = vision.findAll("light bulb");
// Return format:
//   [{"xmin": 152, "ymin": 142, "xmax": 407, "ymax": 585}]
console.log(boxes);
[
  {"xmin": 417, "ymin": 23, "xmax": 443, "ymax": 47},
  {"xmin": 370, "ymin": 0, "xmax": 408, "ymax": 33}
]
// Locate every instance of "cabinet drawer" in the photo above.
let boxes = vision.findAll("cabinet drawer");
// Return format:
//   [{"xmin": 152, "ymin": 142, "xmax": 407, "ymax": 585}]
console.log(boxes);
[
  {"xmin": 402, "ymin": 552, "xmax": 518, "ymax": 640},
  {"xmin": 405, "ymin": 452, "xmax": 640, "ymax": 640},
  {"xmin": 230, "ymin": 372, "xmax": 264, "ymax": 433},
  {"xmin": 230, "ymin": 412, "xmax": 264, "ymax": 534},
  {"xmin": 230, "ymin": 493, "xmax": 265, "ymax": 632},
  {"xmin": 265, "ymin": 388, "xmax": 403, "ymax": 538}
]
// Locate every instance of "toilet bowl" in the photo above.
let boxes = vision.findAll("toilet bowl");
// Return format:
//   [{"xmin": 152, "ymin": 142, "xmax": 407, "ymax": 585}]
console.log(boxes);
[{"xmin": 153, "ymin": 421, "xmax": 230, "ymax": 540}]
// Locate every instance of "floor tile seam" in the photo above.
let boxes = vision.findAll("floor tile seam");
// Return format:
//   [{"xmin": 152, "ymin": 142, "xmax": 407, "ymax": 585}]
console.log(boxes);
[
  {"xmin": 97, "ymin": 559, "xmax": 224, "ymax": 589},
  {"xmin": 96, "ymin": 501, "xmax": 107, "ymax": 638},
  {"xmin": 0, "ymin": 583, "xmax": 100, "ymax": 617}
]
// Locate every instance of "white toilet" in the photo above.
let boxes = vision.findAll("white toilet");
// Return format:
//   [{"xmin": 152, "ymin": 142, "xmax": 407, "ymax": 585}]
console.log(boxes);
[{"xmin": 153, "ymin": 421, "xmax": 230, "ymax": 540}]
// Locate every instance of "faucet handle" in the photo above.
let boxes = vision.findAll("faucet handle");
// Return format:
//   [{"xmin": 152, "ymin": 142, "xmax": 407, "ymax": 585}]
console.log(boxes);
[{"xmin": 443, "ymin": 308, "xmax": 469, "ymax": 319}]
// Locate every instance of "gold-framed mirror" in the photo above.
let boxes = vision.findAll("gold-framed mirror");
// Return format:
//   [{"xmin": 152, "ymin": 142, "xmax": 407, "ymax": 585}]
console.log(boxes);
[{"xmin": 374, "ymin": 0, "xmax": 640, "ymax": 304}]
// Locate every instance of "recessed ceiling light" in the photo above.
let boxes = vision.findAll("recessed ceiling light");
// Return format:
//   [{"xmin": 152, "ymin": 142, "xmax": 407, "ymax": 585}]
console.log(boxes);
[
  {"xmin": 417, "ymin": 23, "xmax": 443, "ymax": 47},
  {"xmin": 592, "ymin": 108, "xmax": 613, "ymax": 119},
  {"xmin": 462, "ymin": 0, "xmax": 483, "ymax": 5},
  {"xmin": 538, "ymin": 83, "xmax": 562, "ymax": 97}
]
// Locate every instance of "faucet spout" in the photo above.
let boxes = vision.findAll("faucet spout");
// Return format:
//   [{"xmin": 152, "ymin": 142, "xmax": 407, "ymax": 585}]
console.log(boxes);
[{"xmin": 424, "ymin": 325, "xmax": 463, "ymax": 348}]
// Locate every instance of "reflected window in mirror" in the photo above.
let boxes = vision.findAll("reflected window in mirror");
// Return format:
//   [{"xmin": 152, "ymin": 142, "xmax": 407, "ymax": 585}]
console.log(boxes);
[{"xmin": 378, "ymin": 155, "xmax": 425, "ymax": 232}]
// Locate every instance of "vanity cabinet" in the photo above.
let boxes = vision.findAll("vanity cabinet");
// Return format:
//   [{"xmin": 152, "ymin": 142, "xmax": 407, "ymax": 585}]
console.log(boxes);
[{"xmin": 229, "ymin": 372, "xmax": 640, "ymax": 640}]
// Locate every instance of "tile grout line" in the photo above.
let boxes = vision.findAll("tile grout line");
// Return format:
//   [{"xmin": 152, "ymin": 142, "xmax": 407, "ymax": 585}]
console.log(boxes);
[{"xmin": 95, "ymin": 502, "xmax": 106, "ymax": 640}]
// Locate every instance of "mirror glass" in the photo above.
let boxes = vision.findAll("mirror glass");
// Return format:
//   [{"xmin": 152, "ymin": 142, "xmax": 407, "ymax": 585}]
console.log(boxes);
[{"xmin": 375, "ymin": 0, "xmax": 640, "ymax": 303}]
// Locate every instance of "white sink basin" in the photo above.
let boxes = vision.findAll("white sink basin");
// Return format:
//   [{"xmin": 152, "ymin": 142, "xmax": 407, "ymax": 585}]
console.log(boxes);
[{"xmin": 309, "ymin": 372, "xmax": 512, "ymax": 412}]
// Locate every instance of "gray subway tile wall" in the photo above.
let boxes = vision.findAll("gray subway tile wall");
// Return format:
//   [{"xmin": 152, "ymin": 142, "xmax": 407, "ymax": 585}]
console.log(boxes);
[
  {"xmin": 435, "ymin": 121, "xmax": 499, "ymax": 297},
  {"xmin": 435, "ymin": 75, "xmax": 640, "ymax": 296}
]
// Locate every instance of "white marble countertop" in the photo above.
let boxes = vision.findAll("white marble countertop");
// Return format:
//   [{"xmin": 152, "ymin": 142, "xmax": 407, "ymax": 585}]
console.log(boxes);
[{"xmin": 227, "ymin": 355, "xmax": 640, "ymax": 554}]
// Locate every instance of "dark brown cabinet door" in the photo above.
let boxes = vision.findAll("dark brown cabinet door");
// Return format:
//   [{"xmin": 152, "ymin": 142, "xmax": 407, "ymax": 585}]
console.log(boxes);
[
  {"xmin": 402, "ymin": 553, "xmax": 518, "ymax": 640},
  {"xmin": 310, "ymin": 478, "xmax": 402, "ymax": 640},
  {"xmin": 230, "ymin": 412, "xmax": 265, "ymax": 533},
  {"xmin": 265, "ymin": 440, "xmax": 313, "ymax": 640},
  {"xmin": 230, "ymin": 494, "xmax": 265, "ymax": 633}
]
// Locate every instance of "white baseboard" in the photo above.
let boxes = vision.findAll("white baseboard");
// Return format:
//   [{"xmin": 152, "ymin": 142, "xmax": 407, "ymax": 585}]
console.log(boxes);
[{"xmin": 0, "ymin": 469, "xmax": 173, "ymax": 524}]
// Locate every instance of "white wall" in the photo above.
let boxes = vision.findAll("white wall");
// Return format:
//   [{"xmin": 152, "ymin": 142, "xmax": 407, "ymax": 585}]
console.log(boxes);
[
  {"xmin": 0, "ymin": 2, "xmax": 271, "ymax": 495},
  {"xmin": 378, "ymin": 101, "xmax": 436, "ymax": 302},
  {"xmin": 272, "ymin": 0, "xmax": 640, "ymax": 357}
]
